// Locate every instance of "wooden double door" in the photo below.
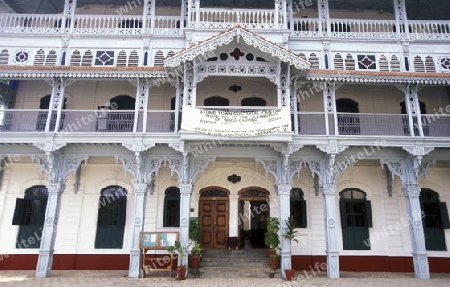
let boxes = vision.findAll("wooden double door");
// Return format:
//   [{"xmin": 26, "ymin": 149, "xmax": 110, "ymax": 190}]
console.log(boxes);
[{"xmin": 199, "ymin": 200, "xmax": 229, "ymax": 249}]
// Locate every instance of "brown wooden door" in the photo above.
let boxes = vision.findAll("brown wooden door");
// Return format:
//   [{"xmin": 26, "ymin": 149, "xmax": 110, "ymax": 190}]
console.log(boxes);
[{"xmin": 200, "ymin": 200, "xmax": 229, "ymax": 249}]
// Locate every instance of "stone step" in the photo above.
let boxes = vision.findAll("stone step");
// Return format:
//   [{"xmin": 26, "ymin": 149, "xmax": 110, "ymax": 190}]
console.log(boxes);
[{"xmin": 196, "ymin": 248, "xmax": 281, "ymax": 278}]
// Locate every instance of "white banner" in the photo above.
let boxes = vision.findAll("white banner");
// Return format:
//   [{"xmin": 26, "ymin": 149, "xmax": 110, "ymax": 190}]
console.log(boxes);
[{"xmin": 181, "ymin": 106, "xmax": 291, "ymax": 137}]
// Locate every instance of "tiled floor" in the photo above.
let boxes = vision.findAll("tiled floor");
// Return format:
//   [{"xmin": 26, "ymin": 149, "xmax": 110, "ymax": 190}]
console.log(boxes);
[{"xmin": 0, "ymin": 270, "xmax": 449, "ymax": 287}]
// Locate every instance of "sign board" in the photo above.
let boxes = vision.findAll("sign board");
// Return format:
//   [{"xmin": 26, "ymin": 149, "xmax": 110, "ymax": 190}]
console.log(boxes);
[{"xmin": 139, "ymin": 232, "xmax": 179, "ymax": 250}]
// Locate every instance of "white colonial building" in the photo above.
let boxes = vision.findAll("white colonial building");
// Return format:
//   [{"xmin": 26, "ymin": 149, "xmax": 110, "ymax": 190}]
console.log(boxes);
[{"xmin": 0, "ymin": 0, "xmax": 449, "ymax": 280}]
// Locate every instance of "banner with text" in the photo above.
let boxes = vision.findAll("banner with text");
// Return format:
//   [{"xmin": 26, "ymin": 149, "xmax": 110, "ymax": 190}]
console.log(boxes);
[{"xmin": 181, "ymin": 106, "xmax": 291, "ymax": 137}]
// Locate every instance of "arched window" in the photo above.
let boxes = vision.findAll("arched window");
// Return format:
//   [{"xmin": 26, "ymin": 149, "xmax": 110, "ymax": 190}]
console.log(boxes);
[
  {"xmin": 336, "ymin": 98, "xmax": 360, "ymax": 135},
  {"xmin": 204, "ymin": 96, "xmax": 230, "ymax": 106},
  {"xmin": 420, "ymin": 189, "xmax": 450, "ymax": 251},
  {"xmin": 339, "ymin": 188, "xmax": 372, "ymax": 250},
  {"xmin": 241, "ymin": 97, "xmax": 266, "ymax": 106},
  {"xmin": 290, "ymin": 188, "xmax": 307, "ymax": 228},
  {"xmin": 95, "ymin": 186, "xmax": 127, "ymax": 249},
  {"xmin": 163, "ymin": 187, "xmax": 180, "ymax": 227},
  {"xmin": 12, "ymin": 185, "xmax": 48, "ymax": 248}
]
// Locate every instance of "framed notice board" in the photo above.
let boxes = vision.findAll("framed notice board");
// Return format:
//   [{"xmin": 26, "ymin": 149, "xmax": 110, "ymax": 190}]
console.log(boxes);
[{"xmin": 139, "ymin": 232, "xmax": 179, "ymax": 250}]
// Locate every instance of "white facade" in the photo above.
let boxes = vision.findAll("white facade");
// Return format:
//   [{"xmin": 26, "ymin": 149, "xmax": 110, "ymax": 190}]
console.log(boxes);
[{"xmin": 0, "ymin": 0, "xmax": 449, "ymax": 280}]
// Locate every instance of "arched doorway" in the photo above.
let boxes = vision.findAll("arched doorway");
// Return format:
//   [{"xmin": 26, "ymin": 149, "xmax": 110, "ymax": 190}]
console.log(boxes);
[
  {"xmin": 339, "ymin": 188, "xmax": 372, "ymax": 250},
  {"xmin": 95, "ymin": 185, "xmax": 127, "ymax": 249},
  {"xmin": 199, "ymin": 187, "xmax": 230, "ymax": 249},
  {"xmin": 238, "ymin": 187, "xmax": 270, "ymax": 248}
]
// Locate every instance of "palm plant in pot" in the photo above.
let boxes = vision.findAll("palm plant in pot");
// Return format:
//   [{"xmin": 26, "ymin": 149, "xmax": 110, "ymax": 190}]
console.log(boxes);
[
  {"xmin": 282, "ymin": 216, "xmax": 300, "ymax": 281},
  {"xmin": 167, "ymin": 240, "xmax": 190, "ymax": 280},
  {"xmin": 264, "ymin": 217, "xmax": 280, "ymax": 270},
  {"xmin": 189, "ymin": 217, "xmax": 202, "ymax": 268}
]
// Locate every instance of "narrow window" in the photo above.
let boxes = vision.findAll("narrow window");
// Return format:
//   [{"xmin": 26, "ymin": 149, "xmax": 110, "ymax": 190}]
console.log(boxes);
[{"xmin": 163, "ymin": 187, "xmax": 180, "ymax": 227}]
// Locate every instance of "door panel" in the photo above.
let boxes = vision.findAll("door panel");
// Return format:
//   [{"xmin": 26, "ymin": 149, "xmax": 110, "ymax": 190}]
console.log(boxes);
[{"xmin": 200, "ymin": 200, "xmax": 229, "ymax": 249}]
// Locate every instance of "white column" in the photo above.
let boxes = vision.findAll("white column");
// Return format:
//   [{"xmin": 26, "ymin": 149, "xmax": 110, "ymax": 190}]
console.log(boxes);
[
  {"xmin": 63, "ymin": 0, "xmax": 76, "ymax": 34},
  {"xmin": 403, "ymin": 84, "xmax": 423, "ymax": 137},
  {"xmin": 133, "ymin": 79, "xmax": 150, "ymax": 133},
  {"xmin": 317, "ymin": 0, "xmax": 330, "ymax": 37},
  {"xmin": 229, "ymin": 194, "xmax": 239, "ymax": 238},
  {"xmin": 128, "ymin": 183, "xmax": 148, "ymax": 278},
  {"xmin": 183, "ymin": 63, "xmax": 196, "ymax": 107},
  {"xmin": 46, "ymin": 78, "xmax": 66, "ymax": 133},
  {"xmin": 292, "ymin": 81, "xmax": 299, "ymax": 135},
  {"xmin": 179, "ymin": 183, "xmax": 192, "ymax": 266},
  {"xmin": 36, "ymin": 182, "xmax": 64, "ymax": 277},
  {"xmin": 321, "ymin": 183, "xmax": 339, "ymax": 278},
  {"xmin": 143, "ymin": 0, "xmax": 155, "ymax": 35},
  {"xmin": 402, "ymin": 183, "xmax": 429, "ymax": 279},
  {"xmin": 393, "ymin": 0, "xmax": 409, "ymax": 38},
  {"xmin": 174, "ymin": 80, "xmax": 182, "ymax": 133},
  {"xmin": 278, "ymin": 183, "xmax": 291, "ymax": 278}
]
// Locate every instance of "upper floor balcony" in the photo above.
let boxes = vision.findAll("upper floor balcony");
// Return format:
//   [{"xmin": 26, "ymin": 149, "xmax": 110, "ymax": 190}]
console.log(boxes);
[
  {"xmin": 0, "ymin": 0, "xmax": 449, "ymax": 41},
  {"xmin": 0, "ymin": 79, "xmax": 449, "ymax": 139}
]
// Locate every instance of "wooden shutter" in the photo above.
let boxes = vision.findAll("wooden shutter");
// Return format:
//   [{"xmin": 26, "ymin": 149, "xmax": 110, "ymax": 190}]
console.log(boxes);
[
  {"xmin": 37, "ymin": 198, "xmax": 48, "ymax": 225},
  {"xmin": 299, "ymin": 200, "xmax": 307, "ymax": 228},
  {"xmin": 117, "ymin": 197, "xmax": 127, "ymax": 226},
  {"xmin": 12, "ymin": 198, "xmax": 25, "ymax": 225},
  {"xmin": 439, "ymin": 202, "xmax": 450, "ymax": 229},
  {"xmin": 339, "ymin": 200, "xmax": 347, "ymax": 228},
  {"xmin": 365, "ymin": 200, "xmax": 373, "ymax": 228}
]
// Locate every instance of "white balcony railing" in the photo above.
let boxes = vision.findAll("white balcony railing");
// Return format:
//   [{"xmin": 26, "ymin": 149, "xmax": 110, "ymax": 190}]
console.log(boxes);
[
  {"xmin": 327, "ymin": 19, "xmax": 397, "ymax": 39},
  {"xmin": 1, "ymin": 109, "xmax": 450, "ymax": 137},
  {"xmin": 0, "ymin": 13, "xmax": 64, "ymax": 34},
  {"xmin": 193, "ymin": 8, "xmax": 278, "ymax": 29},
  {"xmin": 408, "ymin": 20, "xmax": 450, "ymax": 40},
  {"xmin": 146, "ymin": 110, "xmax": 176, "ymax": 132},
  {"xmin": 73, "ymin": 15, "xmax": 144, "ymax": 35}
]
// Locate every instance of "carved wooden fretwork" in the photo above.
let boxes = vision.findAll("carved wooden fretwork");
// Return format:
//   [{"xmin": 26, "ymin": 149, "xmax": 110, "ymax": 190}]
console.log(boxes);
[
  {"xmin": 164, "ymin": 27, "xmax": 310, "ymax": 71},
  {"xmin": 196, "ymin": 62, "xmax": 277, "ymax": 84},
  {"xmin": 200, "ymin": 189, "xmax": 229, "ymax": 198},
  {"xmin": 239, "ymin": 189, "xmax": 268, "ymax": 200}
]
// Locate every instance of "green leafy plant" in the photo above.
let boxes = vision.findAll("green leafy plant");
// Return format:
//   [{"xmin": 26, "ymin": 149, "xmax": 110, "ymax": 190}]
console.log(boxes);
[
  {"xmin": 282, "ymin": 216, "xmax": 300, "ymax": 244},
  {"xmin": 191, "ymin": 242, "xmax": 203, "ymax": 257},
  {"xmin": 189, "ymin": 217, "xmax": 201, "ymax": 243},
  {"xmin": 166, "ymin": 240, "xmax": 191, "ymax": 264},
  {"xmin": 264, "ymin": 217, "xmax": 280, "ymax": 252}
]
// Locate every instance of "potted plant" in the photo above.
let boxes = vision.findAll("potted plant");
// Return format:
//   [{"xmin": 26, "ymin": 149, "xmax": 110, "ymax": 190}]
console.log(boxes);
[
  {"xmin": 189, "ymin": 217, "xmax": 202, "ymax": 268},
  {"xmin": 190, "ymin": 242, "xmax": 202, "ymax": 268},
  {"xmin": 167, "ymin": 240, "xmax": 190, "ymax": 280},
  {"xmin": 264, "ymin": 217, "xmax": 280, "ymax": 256},
  {"xmin": 282, "ymin": 216, "xmax": 300, "ymax": 281},
  {"xmin": 264, "ymin": 217, "xmax": 281, "ymax": 270}
]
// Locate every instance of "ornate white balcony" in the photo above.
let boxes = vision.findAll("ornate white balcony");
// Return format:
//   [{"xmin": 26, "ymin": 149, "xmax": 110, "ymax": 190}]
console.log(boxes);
[{"xmin": 1, "ymin": 109, "xmax": 450, "ymax": 138}]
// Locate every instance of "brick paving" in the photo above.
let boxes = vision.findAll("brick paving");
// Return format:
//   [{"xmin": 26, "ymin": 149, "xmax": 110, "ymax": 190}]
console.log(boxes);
[{"xmin": 0, "ymin": 270, "xmax": 449, "ymax": 287}]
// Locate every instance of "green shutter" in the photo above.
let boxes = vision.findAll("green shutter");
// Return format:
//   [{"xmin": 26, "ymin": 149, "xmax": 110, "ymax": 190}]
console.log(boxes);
[
  {"xmin": 12, "ymin": 198, "xmax": 26, "ymax": 225},
  {"xmin": 117, "ymin": 197, "xmax": 127, "ymax": 226},
  {"xmin": 299, "ymin": 200, "xmax": 307, "ymax": 228},
  {"xmin": 439, "ymin": 202, "xmax": 450, "ymax": 229},
  {"xmin": 365, "ymin": 200, "xmax": 373, "ymax": 228},
  {"xmin": 339, "ymin": 200, "xmax": 347, "ymax": 228},
  {"xmin": 37, "ymin": 198, "xmax": 48, "ymax": 225}
]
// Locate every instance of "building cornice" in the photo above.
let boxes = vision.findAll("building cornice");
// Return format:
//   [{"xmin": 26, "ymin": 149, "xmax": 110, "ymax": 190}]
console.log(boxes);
[
  {"xmin": 0, "ymin": 65, "xmax": 166, "ymax": 79},
  {"xmin": 308, "ymin": 69, "xmax": 450, "ymax": 85}
]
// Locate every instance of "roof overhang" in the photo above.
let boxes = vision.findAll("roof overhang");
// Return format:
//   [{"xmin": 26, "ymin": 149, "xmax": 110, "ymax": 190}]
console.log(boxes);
[{"xmin": 163, "ymin": 25, "xmax": 311, "ymax": 72}]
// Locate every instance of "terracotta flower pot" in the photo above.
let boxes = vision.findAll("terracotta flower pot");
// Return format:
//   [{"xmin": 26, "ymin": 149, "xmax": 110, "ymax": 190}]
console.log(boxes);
[
  {"xmin": 269, "ymin": 257, "xmax": 280, "ymax": 269},
  {"xmin": 284, "ymin": 269, "xmax": 295, "ymax": 281},
  {"xmin": 191, "ymin": 254, "xmax": 200, "ymax": 268},
  {"xmin": 177, "ymin": 265, "xmax": 187, "ymax": 280}
]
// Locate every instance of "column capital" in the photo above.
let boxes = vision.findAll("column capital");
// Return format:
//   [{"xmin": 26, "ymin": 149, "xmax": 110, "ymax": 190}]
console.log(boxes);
[
  {"xmin": 180, "ymin": 184, "xmax": 193, "ymax": 195},
  {"xmin": 322, "ymin": 183, "xmax": 336, "ymax": 195},
  {"xmin": 276, "ymin": 183, "xmax": 292, "ymax": 196},
  {"xmin": 47, "ymin": 182, "xmax": 65, "ymax": 194},
  {"xmin": 133, "ymin": 183, "xmax": 148, "ymax": 194},
  {"xmin": 402, "ymin": 184, "xmax": 421, "ymax": 197}
]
